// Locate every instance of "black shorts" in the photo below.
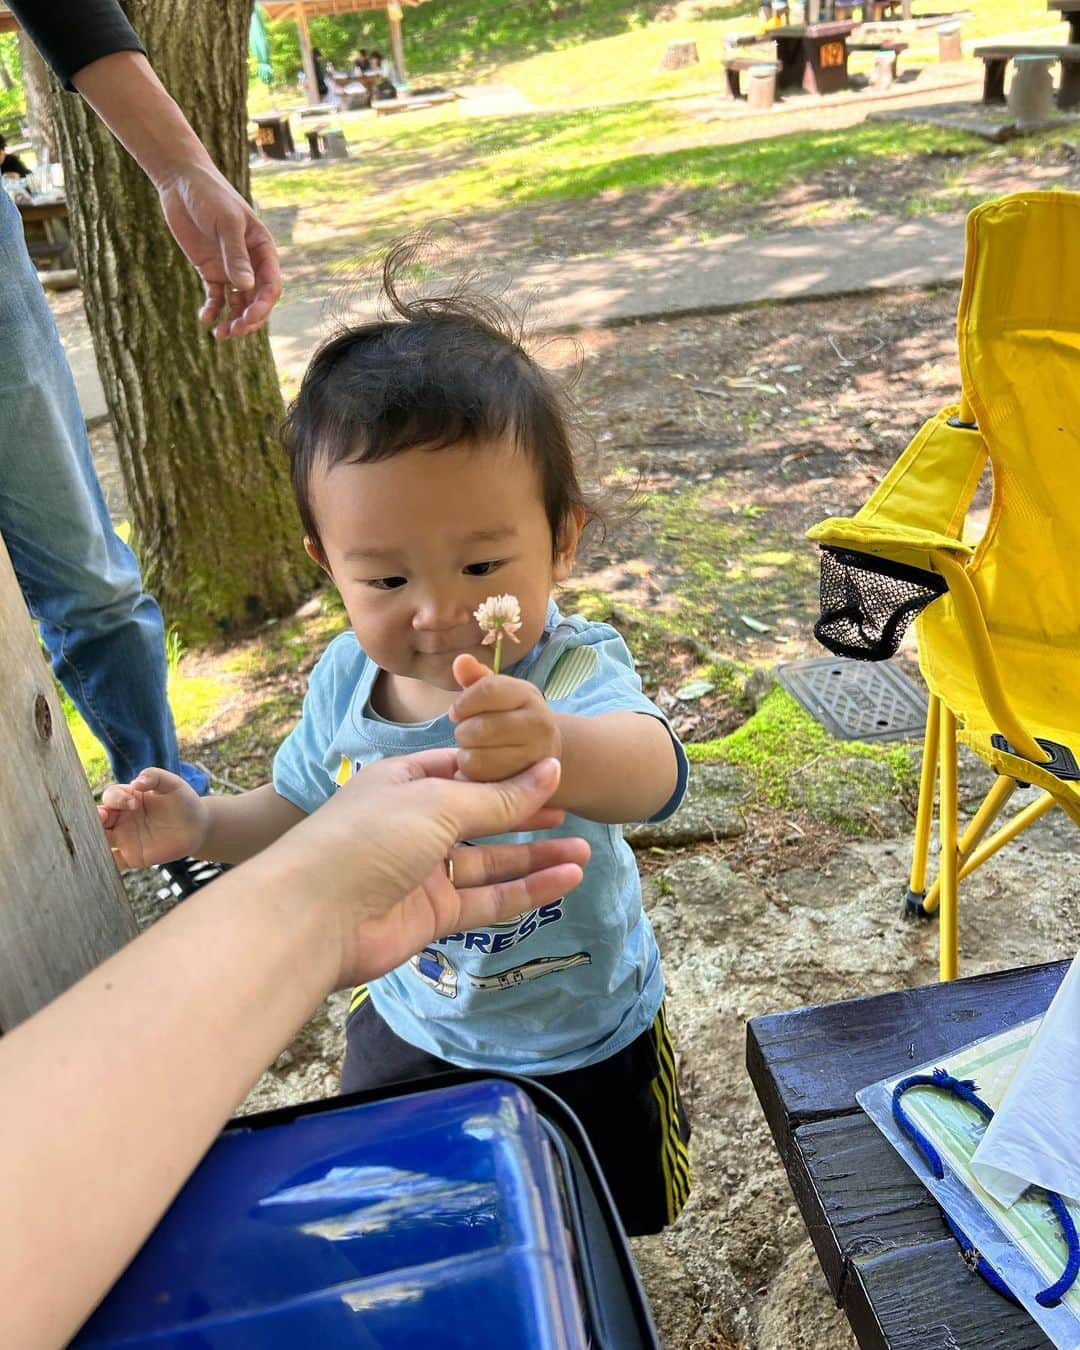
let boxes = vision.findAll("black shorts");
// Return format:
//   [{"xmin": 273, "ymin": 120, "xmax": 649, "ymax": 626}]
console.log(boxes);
[{"xmin": 341, "ymin": 991, "xmax": 691, "ymax": 1236}]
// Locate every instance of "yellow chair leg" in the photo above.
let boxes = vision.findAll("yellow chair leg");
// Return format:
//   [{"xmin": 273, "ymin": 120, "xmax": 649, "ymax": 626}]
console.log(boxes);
[
  {"xmin": 938, "ymin": 705, "xmax": 959, "ymax": 981},
  {"xmin": 905, "ymin": 697, "xmax": 940, "ymax": 916},
  {"xmin": 952, "ymin": 789, "xmax": 1057, "ymax": 882},
  {"xmin": 920, "ymin": 774, "xmax": 1016, "ymax": 916}
]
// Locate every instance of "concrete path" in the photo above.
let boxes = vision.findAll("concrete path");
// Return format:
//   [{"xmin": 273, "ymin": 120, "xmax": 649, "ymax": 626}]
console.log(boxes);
[{"xmin": 65, "ymin": 209, "xmax": 968, "ymax": 423}]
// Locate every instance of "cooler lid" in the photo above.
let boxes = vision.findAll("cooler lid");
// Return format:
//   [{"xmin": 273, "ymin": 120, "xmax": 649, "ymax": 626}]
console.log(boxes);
[{"xmin": 75, "ymin": 1079, "xmax": 586, "ymax": 1348}]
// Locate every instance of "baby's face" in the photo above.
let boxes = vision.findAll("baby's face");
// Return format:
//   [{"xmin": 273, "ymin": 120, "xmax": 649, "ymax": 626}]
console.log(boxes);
[{"xmin": 307, "ymin": 438, "xmax": 578, "ymax": 690}]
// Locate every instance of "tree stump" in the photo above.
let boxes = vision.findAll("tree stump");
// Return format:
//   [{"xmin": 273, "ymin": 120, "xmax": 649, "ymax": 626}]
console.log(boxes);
[{"xmin": 660, "ymin": 40, "xmax": 700, "ymax": 70}]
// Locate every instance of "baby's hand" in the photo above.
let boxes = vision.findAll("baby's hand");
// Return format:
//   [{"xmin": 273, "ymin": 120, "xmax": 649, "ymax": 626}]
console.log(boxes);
[
  {"xmin": 98, "ymin": 767, "xmax": 208, "ymax": 869},
  {"xmin": 450, "ymin": 653, "xmax": 561, "ymax": 783}
]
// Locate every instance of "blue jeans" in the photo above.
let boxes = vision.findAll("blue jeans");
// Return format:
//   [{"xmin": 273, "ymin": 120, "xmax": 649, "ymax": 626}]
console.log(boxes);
[{"xmin": 0, "ymin": 190, "xmax": 206, "ymax": 794}]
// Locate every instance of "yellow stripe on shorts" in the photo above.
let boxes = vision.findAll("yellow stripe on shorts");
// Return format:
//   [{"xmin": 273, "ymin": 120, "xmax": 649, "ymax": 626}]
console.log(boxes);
[
  {"xmin": 651, "ymin": 1002, "xmax": 691, "ymax": 1222},
  {"xmin": 348, "ymin": 984, "xmax": 370, "ymax": 1014}
]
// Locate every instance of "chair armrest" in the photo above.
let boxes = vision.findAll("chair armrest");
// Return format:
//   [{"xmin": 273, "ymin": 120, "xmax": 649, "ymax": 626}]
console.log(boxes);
[{"xmin": 807, "ymin": 406, "xmax": 986, "ymax": 574}]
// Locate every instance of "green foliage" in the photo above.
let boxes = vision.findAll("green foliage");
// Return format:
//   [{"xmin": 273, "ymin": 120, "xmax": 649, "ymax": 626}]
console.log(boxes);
[
  {"xmin": 0, "ymin": 34, "xmax": 25, "ymax": 137},
  {"xmin": 262, "ymin": 0, "xmax": 674, "ymax": 90},
  {"xmin": 165, "ymin": 625, "xmax": 186, "ymax": 675}
]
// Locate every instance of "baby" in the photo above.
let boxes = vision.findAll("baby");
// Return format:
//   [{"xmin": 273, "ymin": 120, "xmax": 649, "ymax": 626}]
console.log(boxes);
[{"xmin": 100, "ymin": 257, "xmax": 691, "ymax": 1235}]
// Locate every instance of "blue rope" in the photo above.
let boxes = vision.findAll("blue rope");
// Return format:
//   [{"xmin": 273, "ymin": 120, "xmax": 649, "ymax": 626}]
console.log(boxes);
[{"xmin": 891, "ymin": 1067, "xmax": 1080, "ymax": 1309}]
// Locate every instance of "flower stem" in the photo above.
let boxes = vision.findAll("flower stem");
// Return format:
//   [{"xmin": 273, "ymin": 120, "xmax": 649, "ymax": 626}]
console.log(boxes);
[{"xmin": 493, "ymin": 634, "xmax": 504, "ymax": 676}]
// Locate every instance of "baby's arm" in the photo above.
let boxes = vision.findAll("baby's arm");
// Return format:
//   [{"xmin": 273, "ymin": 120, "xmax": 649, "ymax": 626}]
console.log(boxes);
[
  {"xmin": 100, "ymin": 769, "xmax": 306, "ymax": 869},
  {"xmin": 197, "ymin": 784, "xmax": 307, "ymax": 862},
  {"xmin": 450, "ymin": 654, "xmax": 679, "ymax": 825},
  {"xmin": 549, "ymin": 710, "xmax": 678, "ymax": 823}
]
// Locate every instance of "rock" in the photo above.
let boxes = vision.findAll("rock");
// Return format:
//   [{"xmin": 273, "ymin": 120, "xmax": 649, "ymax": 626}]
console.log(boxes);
[
  {"xmin": 785, "ymin": 755, "xmax": 907, "ymax": 835},
  {"xmin": 652, "ymin": 853, "xmax": 769, "ymax": 942},
  {"xmin": 754, "ymin": 1240, "xmax": 855, "ymax": 1350},
  {"xmin": 744, "ymin": 666, "xmax": 775, "ymax": 711},
  {"xmin": 627, "ymin": 762, "xmax": 750, "ymax": 847}
]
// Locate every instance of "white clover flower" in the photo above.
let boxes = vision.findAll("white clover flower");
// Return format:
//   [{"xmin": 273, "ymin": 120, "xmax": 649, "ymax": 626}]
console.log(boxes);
[{"xmin": 474, "ymin": 594, "xmax": 523, "ymax": 647}]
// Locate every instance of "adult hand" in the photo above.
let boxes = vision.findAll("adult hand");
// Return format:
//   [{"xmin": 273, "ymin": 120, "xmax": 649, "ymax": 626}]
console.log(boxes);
[
  {"xmin": 156, "ymin": 161, "xmax": 281, "ymax": 340},
  {"xmin": 265, "ymin": 749, "xmax": 589, "ymax": 989}
]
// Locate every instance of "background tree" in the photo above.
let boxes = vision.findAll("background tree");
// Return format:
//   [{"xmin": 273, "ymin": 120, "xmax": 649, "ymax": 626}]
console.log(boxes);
[
  {"xmin": 53, "ymin": 0, "xmax": 310, "ymax": 642},
  {"xmin": 18, "ymin": 31, "xmax": 57, "ymax": 163}
]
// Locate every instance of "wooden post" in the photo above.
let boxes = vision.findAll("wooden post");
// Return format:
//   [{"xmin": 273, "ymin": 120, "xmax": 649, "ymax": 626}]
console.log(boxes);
[
  {"xmin": 0, "ymin": 538, "xmax": 137, "ymax": 1030},
  {"xmin": 294, "ymin": 1, "xmax": 320, "ymax": 106},
  {"xmin": 387, "ymin": 1, "xmax": 407, "ymax": 83}
]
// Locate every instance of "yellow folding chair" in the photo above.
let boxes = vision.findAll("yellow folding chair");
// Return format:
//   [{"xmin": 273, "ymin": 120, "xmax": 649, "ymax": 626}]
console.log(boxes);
[{"xmin": 807, "ymin": 191, "xmax": 1080, "ymax": 982}]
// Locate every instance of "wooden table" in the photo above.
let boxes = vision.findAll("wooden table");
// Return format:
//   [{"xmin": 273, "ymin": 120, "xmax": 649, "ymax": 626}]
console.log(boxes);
[
  {"xmin": 250, "ymin": 112, "xmax": 295, "ymax": 160},
  {"xmin": 16, "ymin": 196, "xmax": 74, "ymax": 270},
  {"xmin": 747, "ymin": 960, "xmax": 1071, "ymax": 1348},
  {"xmin": 1049, "ymin": 0, "xmax": 1080, "ymax": 43},
  {"xmin": 770, "ymin": 21, "xmax": 856, "ymax": 94}
]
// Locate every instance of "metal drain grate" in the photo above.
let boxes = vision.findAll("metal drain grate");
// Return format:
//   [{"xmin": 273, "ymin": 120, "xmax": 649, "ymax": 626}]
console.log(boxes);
[{"xmin": 775, "ymin": 657, "xmax": 927, "ymax": 742}]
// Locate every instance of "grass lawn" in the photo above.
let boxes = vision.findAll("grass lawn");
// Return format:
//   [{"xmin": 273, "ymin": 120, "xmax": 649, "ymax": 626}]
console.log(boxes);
[
  {"xmin": 248, "ymin": 0, "xmax": 1069, "ymax": 273},
  {"xmin": 255, "ymin": 106, "xmax": 984, "ymax": 266}
]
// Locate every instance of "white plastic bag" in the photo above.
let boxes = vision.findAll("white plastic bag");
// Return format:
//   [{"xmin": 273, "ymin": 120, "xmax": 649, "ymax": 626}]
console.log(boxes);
[{"xmin": 971, "ymin": 955, "xmax": 1080, "ymax": 1208}]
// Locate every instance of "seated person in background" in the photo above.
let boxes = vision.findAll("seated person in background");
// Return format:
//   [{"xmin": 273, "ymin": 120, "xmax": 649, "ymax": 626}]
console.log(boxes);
[
  {"xmin": 351, "ymin": 48, "xmax": 370, "ymax": 75},
  {"xmin": 0, "ymin": 134, "xmax": 32, "ymax": 179},
  {"xmin": 366, "ymin": 50, "xmax": 399, "ymax": 97},
  {"xmin": 311, "ymin": 46, "xmax": 329, "ymax": 99}
]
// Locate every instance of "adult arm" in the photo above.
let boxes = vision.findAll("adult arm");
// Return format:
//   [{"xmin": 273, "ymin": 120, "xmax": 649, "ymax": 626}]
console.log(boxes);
[
  {"xmin": 0, "ymin": 753, "xmax": 588, "ymax": 1350},
  {"xmin": 9, "ymin": 2, "xmax": 281, "ymax": 337},
  {"xmin": 5, "ymin": 0, "xmax": 143, "ymax": 88}
]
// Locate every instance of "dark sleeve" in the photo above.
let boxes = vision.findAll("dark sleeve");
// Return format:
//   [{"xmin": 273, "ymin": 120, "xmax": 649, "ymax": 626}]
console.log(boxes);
[{"xmin": 7, "ymin": 0, "xmax": 146, "ymax": 91}]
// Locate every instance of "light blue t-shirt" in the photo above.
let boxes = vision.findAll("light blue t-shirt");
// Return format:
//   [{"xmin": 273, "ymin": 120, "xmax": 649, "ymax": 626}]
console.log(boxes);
[{"xmin": 273, "ymin": 602, "xmax": 689, "ymax": 1074}]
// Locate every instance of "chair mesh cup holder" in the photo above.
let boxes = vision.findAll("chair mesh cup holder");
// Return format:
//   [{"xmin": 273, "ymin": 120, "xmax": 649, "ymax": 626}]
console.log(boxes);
[{"xmin": 814, "ymin": 546, "xmax": 948, "ymax": 662}]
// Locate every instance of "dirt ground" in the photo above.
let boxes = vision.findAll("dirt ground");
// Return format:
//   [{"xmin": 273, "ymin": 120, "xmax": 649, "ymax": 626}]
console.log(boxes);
[{"xmin": 92, "ymin": 273, "xmax": 1080, "ymax": 1348}]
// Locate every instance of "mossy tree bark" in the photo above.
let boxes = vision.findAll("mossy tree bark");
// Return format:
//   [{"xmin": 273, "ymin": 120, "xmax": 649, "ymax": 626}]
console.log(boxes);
[{"xmin": 52, "ymin": 0, "xmax": 310, "ymax": 642}]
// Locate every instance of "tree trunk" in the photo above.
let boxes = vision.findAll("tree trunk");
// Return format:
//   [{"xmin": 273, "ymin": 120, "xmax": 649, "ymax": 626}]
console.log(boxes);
[
  {"xmin": 19, "ymin": 31, "xmax": 58, "ymax": 163},
  {"xmin": 0, "ymin": 537, "xmax": 137, "ymax": 1030},
  {"xmin": 52, "ymin": 0, "xmax": 310, "ymax": 642}
]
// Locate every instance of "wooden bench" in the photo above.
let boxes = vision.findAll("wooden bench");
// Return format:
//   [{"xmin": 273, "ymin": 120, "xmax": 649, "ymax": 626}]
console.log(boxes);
[
  {"xmin": 723, "ymin": 55, "xmax": 780, "ymax": 98},
  {"xmin": 848, "ymin": 38, "xmax": 908, "ymax": 72},
  {"xmin": 748, "ymin": 959, "xmax": 1070, "ymax": 1348},
  {"xmin": 1048, "ymin": 0, "xmax": 1080, "ymax": 45},
  {"xmin": 974, "ymin": 42, "xmax": 1080, "ymax": 107}
]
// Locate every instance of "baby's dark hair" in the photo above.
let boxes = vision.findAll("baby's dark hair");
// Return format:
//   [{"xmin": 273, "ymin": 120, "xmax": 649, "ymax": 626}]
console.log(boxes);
[{"xmin": 282, "ymin": 238, "xmax": 594, "ymax": 557}]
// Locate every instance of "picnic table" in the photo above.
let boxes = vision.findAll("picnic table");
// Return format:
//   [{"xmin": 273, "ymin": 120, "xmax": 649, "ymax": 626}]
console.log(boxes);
[
  {"xmin": 974, "ymin": 42, "xmax": 1080, "ymax": 108},
  {"xmin": 16, "ymin": 194, "xmax": 74, "ymax": 270},
  {"xmin": 250, "ymin": 111, "xmax": 295, "ymax": 160},
  {"xmin": 770, "ymin": 20, "xmax": 856, "ymax": 94},
  {"xmin": 747, "ymin": 959, "xmax": 1070, "ymax": 1348},
  {"xmin": 1048, "ymin": 0, "xmax": 1080, "ymax": 44}
]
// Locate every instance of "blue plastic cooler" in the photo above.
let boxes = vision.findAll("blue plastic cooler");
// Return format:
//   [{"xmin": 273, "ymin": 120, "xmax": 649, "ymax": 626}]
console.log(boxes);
[{"xmin": 74, "ymin": 1076, "xmax": 659, "ymax": 1348}]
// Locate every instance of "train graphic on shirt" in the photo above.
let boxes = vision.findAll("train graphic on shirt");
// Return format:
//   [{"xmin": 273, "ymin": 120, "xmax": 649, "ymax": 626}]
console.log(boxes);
[{"xmin": 409, "ymin": 947, "xmax": 592, "ymax": 998}]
